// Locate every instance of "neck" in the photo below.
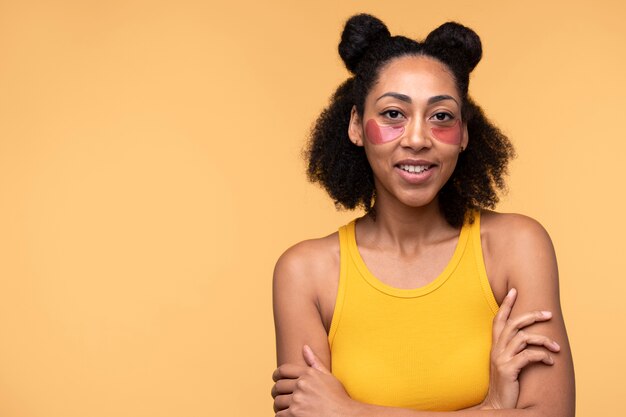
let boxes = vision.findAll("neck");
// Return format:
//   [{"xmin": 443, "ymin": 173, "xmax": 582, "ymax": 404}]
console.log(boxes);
[{"xmin": 361, "ymin": 195, "xmax": 458, "ymax": 251}]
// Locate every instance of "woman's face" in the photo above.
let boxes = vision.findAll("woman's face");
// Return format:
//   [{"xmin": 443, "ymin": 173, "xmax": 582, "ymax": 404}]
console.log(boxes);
[{"xmin": 349, "ymin": 55, "xmax": 468, "ymax": 210}]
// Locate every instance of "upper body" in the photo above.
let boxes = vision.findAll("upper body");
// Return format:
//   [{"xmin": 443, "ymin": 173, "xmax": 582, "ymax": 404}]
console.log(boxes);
[
  {"xmin": 274, "ymin": 210, "xmax": 574, "ymax": 415},
  {"xmin": 273, "ymin": 14, "xmax": 574, "ymax": 417}
]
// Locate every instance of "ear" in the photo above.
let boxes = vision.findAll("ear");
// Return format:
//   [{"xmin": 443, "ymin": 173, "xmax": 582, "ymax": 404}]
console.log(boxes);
[{"xmin": 348, "ymin": 106, "xmax": 365, "ymax": 147}]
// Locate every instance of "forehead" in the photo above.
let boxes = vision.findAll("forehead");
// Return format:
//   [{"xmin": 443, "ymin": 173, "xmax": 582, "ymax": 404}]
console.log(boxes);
[{"xmin": 369, "ymin": 55, "xmax": 459, "ymax": 101}]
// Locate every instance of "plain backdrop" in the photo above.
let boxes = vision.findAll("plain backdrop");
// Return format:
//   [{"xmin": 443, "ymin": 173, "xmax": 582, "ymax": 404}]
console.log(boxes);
[{"xmin": 0, "ymin": 1, "xmax": 624, "ymax": 416}]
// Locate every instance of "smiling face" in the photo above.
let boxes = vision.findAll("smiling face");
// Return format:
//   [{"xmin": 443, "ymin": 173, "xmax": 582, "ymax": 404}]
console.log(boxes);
[{"xmin": 348, "ymin": 55, "xmax": 468, "ymax": 209}]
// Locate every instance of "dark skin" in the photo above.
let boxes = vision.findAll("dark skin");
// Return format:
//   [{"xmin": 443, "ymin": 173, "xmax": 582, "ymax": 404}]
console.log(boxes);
[{"xmin": 272, "ymin": 56, "xmax": 575, "ymax": 417}]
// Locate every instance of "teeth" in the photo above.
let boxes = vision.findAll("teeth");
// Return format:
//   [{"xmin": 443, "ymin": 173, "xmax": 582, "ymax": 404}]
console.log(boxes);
[{"xmin": 399, "ymin": 164, "xmax": 429, "ymax": 173}]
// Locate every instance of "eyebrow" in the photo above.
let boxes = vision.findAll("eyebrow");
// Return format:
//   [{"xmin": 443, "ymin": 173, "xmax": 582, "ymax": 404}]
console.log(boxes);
[
  {"xmin": 376, "ymin": 92, "xmax": 412, "ymax": 103},
  {"xmin": 427, "ymin": 95, "xmax": 458, "ymax": 105},
  {"xmin": 376, "ymin": 92, "xmax": 459, "ymax": 106}
]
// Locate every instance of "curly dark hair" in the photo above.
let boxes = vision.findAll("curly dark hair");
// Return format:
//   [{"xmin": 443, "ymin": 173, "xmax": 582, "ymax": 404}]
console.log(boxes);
[{"xmin": 305, "ymin": 14, "xmax": 515, "ymax": 228}]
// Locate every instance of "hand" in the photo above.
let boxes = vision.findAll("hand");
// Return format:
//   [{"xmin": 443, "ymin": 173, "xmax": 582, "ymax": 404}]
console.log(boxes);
[
  {"xmin": 272, "ymin": 363, "xmax": 309, "ymax": 413},
  {"xmin": 481, "ymin": 288, "xmax": 561, "ymax": 410},
  {"xmin": 274, "ymin": 345, "xmax": 353, "ymax": 417}
]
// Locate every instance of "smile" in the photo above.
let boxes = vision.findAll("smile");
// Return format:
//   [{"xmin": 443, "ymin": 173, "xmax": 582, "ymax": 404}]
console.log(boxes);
[{"xmin": 398, "ymin": 164, "xmax": 432, "ymax": 174}]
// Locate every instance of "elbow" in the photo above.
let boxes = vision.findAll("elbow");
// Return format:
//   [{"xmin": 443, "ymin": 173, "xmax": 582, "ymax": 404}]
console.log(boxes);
[{"xmin": 521, "ymin": 402, "xmax": 575, "ymax": 417}]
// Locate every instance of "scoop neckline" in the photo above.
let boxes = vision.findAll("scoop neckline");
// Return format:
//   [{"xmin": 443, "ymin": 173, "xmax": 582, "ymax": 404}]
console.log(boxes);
[{"xmin": 346, "ymin": 219, "xmax": 470, "ymax": 298}]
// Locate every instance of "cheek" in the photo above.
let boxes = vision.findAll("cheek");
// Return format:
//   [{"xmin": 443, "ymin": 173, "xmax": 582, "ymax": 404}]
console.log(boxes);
[
  {"xmin": 431, "ymin": 120, "xmax": 462, "ymax": 145},
  {"xmin": 365, "ymin": 119, "xmax": 405, "ymax": 144}
]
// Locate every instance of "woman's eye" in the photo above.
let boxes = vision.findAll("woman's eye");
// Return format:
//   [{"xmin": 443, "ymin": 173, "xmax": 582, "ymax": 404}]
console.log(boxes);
[
  {"xmin": 382, "ymin": 110, "xmax": 404, "ymax": 120},
  {"xmin": 431, "ymin": 112, "xmax": 453, "ymax": 122}
]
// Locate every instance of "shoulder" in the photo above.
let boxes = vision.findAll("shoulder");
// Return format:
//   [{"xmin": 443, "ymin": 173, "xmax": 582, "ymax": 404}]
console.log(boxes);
[
  {"xmin": 480, "ymin": 210, "xmax": 555, "ymax": 258},
  {"xmin": 478, "ymin": 210, "xmax": 557, "ymax": 299},
  {"xmin": 273, "ymin": 231, "xmax": 341, "ymax": 297}
]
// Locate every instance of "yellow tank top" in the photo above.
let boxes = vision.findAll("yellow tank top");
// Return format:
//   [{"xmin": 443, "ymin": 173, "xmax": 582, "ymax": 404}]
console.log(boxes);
[{"xmin": 328, "ymin": 212, "xmax": 499, "ymax": 411}]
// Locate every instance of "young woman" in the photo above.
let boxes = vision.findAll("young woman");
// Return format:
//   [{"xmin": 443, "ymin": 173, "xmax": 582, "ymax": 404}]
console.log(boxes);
[{"xmin": 271, "ymin": 14, "xmax": 575, "ymax": 417}]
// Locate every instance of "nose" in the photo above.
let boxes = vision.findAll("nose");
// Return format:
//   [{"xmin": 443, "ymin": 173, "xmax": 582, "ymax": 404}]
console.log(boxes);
[{"xmin": 399, "ymin": 119, "xmax": 432, "ymax": 151}]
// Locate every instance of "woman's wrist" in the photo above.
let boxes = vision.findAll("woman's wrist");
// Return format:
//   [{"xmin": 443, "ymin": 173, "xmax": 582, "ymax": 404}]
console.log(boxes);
[
  {"xmin": 343, "ymin": 398, "xmax": 371, "ymax": 417},
  {"xmin": 478, "ymin": 395, "xmax": 506, "ymax": 411}
]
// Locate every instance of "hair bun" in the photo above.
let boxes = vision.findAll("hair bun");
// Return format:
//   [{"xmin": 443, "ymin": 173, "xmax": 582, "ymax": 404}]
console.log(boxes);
[
  {"xmin": 424, "ymin": 22, "xmax": 482, "ymax": 73},
  {"xmin": 338, "ymin": 14, "xmax": 391, "ymax": 73}
]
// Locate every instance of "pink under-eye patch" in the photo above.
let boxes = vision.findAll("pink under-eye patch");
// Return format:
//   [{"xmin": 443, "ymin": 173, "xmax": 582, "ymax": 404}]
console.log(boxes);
[
  {"xmin": 431, "ymin": 120, "xmax": 462, "ymax": 145},
  {"xmin": 365, "ymin": 119, "xmax": 405, "ymax": 144}
]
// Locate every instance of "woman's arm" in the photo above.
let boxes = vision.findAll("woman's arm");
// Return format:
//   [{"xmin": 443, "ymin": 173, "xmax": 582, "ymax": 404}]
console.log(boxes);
[
  {"xmin": 482, "ymin": 213, "xmax": 575, "ymax": 415},
  {"xmin": 273, "ymin": 236, "xmax": 338, "ymax": 368},
  {"xmin": 272, "ymin": 235, "xmax": 339, "ymax": 414}
]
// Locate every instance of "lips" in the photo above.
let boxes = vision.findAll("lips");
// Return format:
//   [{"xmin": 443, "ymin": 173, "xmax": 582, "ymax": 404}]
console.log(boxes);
[{"xmin": 394, "ymin": 159, "xmax": 437, "ymax": 183}]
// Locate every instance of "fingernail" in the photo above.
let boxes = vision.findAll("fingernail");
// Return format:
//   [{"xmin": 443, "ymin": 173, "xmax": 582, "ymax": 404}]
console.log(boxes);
[
  {"xmin": 552, "ymin": 341, "xmax": 561, "ymax": 350},
  {"xmin": 508, "ymin": 288, "xmax": 516, "ymax": 296},
  {"xmin": 541, "ymin": 311, "xmax": 552, "ymax": 318}
]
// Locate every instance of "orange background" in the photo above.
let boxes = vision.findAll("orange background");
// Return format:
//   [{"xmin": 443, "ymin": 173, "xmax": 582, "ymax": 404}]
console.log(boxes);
[{"xmin": 0, "ymin": 1, "xmax": 624, "ymax": 416}]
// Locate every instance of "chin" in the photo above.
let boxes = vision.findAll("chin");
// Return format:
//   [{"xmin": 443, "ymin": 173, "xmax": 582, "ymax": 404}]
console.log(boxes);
[{"xmin": 396, "ymin": 192, "xmax": 439, "ymax": 209}]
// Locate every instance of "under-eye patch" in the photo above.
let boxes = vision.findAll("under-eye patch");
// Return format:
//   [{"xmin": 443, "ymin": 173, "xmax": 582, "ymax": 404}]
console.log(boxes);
[
  {"xmin": 365, "ymin": 119, "xmax": 405, "ymax": 144},
  {"xmin": 431, "ymin": 120, "xmax": 462, "ymax": 145}
]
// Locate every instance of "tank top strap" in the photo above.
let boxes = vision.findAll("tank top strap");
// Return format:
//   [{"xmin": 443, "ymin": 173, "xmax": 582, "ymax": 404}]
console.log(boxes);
[
  {"xmin": 467, "ymin": 211, "xmax": 500, "ymax": 314},
  {"xmin": 329, "ymin": 223, "xmax": 352, "ymax": 345}
]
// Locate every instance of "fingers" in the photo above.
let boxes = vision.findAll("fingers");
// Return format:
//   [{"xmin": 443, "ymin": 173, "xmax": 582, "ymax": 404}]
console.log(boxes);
[
  {"xmin": 510, "ymin": 348, "xmax": 555, "ymax": 370},
  {"xmin": 275, "ymin": 408, "xmax": 290, "ymax": 417},
  {"xmin": 492, "ymin": 288, "xmax": 517, "ymax": 342},
  {"xmin": 492, "ymin": 345, "xmax": 557, "ymax": 385},
  {"xmin": 273, "ymin": 393, "xmax": 293, "ymax": 412},
  {"xmin": 271, "ymin": 378, "xmax": 297, "ymax": 399},
  {"xmin": 303, "ymin": 345, "xmax": 330, "ymax": 374},
  {"xmin": 272, "ymin": 347, "xmax": 332, "ymax": 416},
  {"xmin": 272, "ymin": 363, "xmax": 308, "ymax": 382},
  {"xmin": 498, "ymin": 310, "xmax": 553, "ymax": 348},
  {"xmin": 508, "ymin": 331, "xmax": 561, "ymax": 355}
]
